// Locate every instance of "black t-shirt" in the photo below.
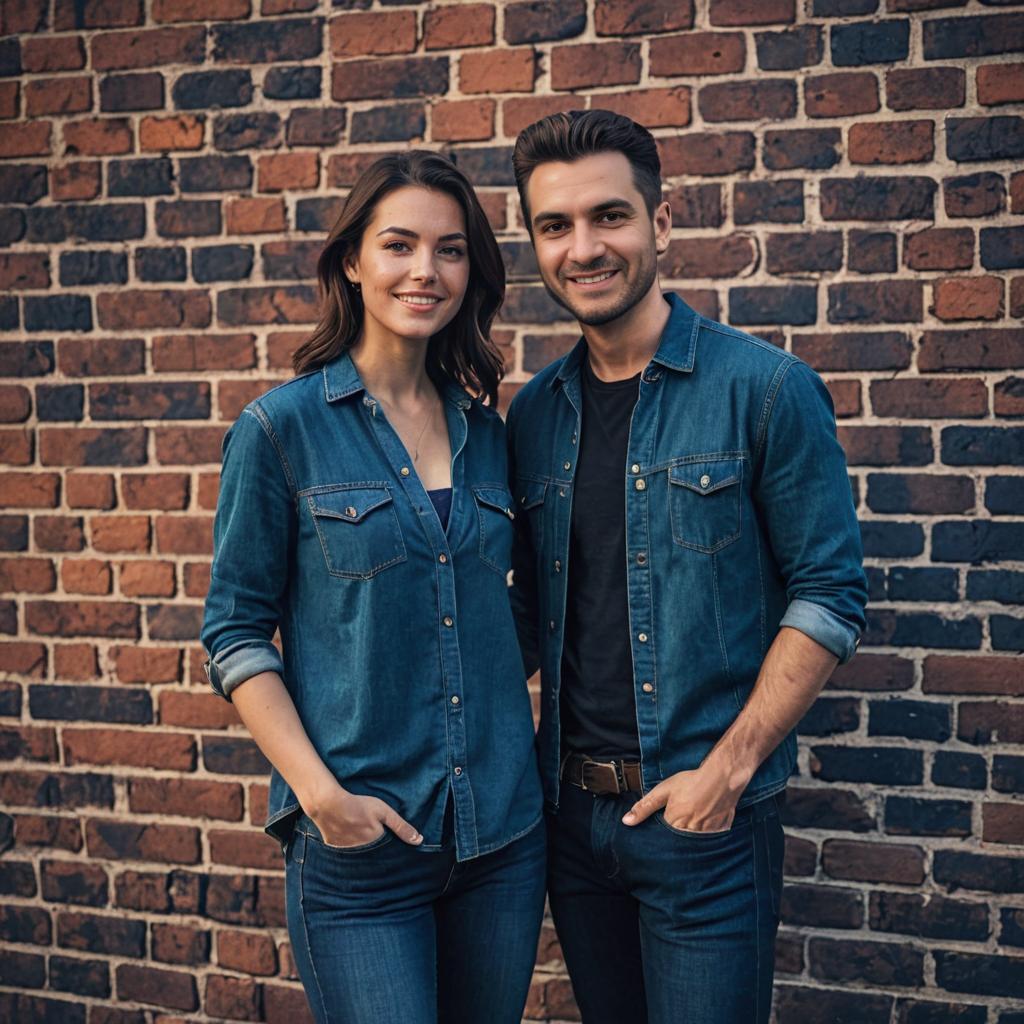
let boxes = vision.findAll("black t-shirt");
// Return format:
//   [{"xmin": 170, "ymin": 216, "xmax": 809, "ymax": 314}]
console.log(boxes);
[{"xmin": 560, "ymin": 354, "xmax": 641, "ymax": 760}]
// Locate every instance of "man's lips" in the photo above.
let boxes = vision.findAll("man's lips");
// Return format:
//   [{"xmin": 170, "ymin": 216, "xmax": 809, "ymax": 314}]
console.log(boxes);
[{"xmin": 564, "ymin": 269, "xmax": 620, "ymax": 289}]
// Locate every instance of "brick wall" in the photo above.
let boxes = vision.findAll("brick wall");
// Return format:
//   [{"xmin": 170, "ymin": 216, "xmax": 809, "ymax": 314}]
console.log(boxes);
[{"xmin": 0, "ymin": 0, "xmax": 1022, "ymax": 1021}]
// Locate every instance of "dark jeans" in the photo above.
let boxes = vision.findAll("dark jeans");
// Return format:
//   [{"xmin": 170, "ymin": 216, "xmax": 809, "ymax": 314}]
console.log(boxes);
[
  {"xmin": 285, "ymin": 812, "xmax": 546, "ymax": 1024},
  {"xmin": 547, "ymin": 784, "xmax": 784, "ymax": 1024}
]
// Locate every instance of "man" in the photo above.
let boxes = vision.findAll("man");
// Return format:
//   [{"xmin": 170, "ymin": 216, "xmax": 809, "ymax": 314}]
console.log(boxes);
[{"xmin": 505, "ymin": 110, "xmax": 868, "ymax": 1024}]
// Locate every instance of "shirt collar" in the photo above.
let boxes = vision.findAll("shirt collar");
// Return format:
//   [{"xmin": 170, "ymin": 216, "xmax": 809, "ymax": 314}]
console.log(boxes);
[{"xmin": 550, "ymin": 291, "xmax": 699, "ymax": 391}]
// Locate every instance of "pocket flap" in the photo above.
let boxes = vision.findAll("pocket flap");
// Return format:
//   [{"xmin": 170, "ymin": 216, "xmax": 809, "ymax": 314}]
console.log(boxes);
[
  {"xmin": 309, "ymin": 486, "xmax": 393, "ymax": 523},
  {"xmin": 669, "ymin": 460, "xmax": 742, "ymax": 496},
  {"xmin": 473, "ymin": 485, "xmax": 516, "ymax": 519},
  {"xmin": 515, "ymin": 478, "xmax": 547, "ymax": 511}
]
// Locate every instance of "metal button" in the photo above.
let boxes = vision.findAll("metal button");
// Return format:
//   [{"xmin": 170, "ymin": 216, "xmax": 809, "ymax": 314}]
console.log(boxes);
[
  {"xmin": 451, "ymin": 695, "xmax": 460, "ymax": 705},
  {"xmin": 700, "ymin": 474, "xmax": 711, "ymax": 489},
  {"xmin": 571, "ymin": 434, "xmax": 577, "ymax": 445},
  {"xmin": 631, "ymin": 463, "xmax": 640, "ymax": 473},
  {"xmin": 638, "ymin": 632, "xmax": 648, "ymax": 643},
  {"xmin": 505, "ymin": 507, "xmax": 514, "ymax": 518},
  {"xmin": 439, "ymin": 553, "xmax": 447, "ymax": 564},
  {"xmin": 443, "ymin": 616, "xmax": 454, "ymax": 627},
  {"xmin": 636, "ymin": 552, "xmax": 647, "ymax": 565},
  {"xmin": 635, "ymin": 479, "xmax": 646, "ymax": 491},
  {"xmin": 642, "ymin": 682, "xmax": 654, "ymax": 694},
  {"xmin": 554, "ymin": 560, "xmax": 561, "ymax": 573},
  {"xmin": 400, "ymin": 466, "xmax": 410, "ymax": 477},
  {"xmin": 549, "ymin": 620, "xmax": 556, "ymax": 631},
  {"xmin": 345, "ymin": 506, "xmax": 357, "ymax": 518},
  {"xmin": 454, "ymin": 766, "xmax": 462, "ymax": 776},
  {"xmin": 559, "ymin": 488, "xmax": 566, "ymax": 497},
  {"xmin": 563, "ymin": 461, "xmax": 571, "ymax": 471}
]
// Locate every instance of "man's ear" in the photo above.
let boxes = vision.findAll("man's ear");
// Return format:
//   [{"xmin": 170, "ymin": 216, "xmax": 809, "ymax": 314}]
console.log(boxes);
[{"xmin": 654, "ymin": 200, "xmax": 672, "ymax": 255}]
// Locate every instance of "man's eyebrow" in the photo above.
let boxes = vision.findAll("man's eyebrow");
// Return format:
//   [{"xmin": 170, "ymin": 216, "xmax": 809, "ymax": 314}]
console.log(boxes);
[
  {"xmin": 532, "ymin": 198, "xmax": 637, "ymax": 227},
  {"xmin": 375, "ymin": 226, "xmax": 467, "ymax": 242}
]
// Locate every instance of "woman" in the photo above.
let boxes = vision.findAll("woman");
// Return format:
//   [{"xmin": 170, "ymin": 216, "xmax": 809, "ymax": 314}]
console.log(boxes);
[{"xmin": 201, "ymin": 151, "xmax": 545, "ymax": 1024}]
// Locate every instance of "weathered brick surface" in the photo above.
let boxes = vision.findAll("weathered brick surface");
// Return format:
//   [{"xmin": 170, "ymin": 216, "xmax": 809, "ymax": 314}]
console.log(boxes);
[{"xmin": 1, "ymin": 4, "xmax": 1022, "ymax": 1022}]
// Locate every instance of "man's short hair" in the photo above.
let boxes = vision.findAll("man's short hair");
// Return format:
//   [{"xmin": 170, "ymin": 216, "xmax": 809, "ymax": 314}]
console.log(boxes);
[{"xmin": 512, "ymin": 109, "xmax": 663, "ymax": 227}]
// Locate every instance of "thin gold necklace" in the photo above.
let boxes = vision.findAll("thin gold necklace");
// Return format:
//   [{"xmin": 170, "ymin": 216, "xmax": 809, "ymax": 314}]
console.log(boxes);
[{"xmin": 379, "ymin": 394, "xmax": 435, "ymax": 463}]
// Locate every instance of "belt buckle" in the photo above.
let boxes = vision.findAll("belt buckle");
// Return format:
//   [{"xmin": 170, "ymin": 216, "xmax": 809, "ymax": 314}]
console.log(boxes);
[{"xmin": 582, "ymin": 758, "xmax": 620, "ymax": 795}]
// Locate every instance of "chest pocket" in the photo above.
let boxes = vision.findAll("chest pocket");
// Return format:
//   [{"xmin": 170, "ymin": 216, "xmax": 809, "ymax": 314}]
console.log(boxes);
[
  {"xmin": 668, "ymin": 457, "xmax": 744, "ymax": 554},
  {"xmin": 307, "ymin": 485, "xmax": 407, "ymax": 580},
  {"xmin": 473, "ymin": 484, "xmax": 516, "ymax": 576}
]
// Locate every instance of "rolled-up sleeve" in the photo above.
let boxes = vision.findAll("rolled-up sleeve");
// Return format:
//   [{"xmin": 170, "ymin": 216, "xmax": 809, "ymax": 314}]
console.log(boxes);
[
  {"xmin": 755, "ymin": 360, "xmax": 868, "ymax": 664},
  {"xmin": 201, "ymin": 404, "xmax": 295, "ymax": 699}
]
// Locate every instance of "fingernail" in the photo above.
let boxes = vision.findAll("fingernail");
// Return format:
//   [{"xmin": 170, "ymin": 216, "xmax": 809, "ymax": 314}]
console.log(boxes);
[
  {"xmin": 412, "ymin": 832, "xmax": 423, "ymax": 843},
  {"xmin": 622, "ymin": 813, "xmax": 635, "ymax": 825}
]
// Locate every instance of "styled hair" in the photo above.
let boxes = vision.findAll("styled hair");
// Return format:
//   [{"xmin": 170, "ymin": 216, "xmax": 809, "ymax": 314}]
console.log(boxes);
[
  {"xmin": 293, "ymin": 150, "xmax": 506, "ymax": 406},
  {"xmin": 512, "ymin": 109, "xmax": 662, "ymax": 227}
]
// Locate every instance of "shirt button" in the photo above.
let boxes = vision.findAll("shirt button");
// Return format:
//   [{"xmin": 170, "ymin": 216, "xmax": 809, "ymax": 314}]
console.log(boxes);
[
  {"xmin": 563, "ymin": 461, "xmax": 571, "ymax": 471},
  {"xmin": 700, "ymin": 474, "xmax": 711, "ymax": 489},
  {"xmin": 400, "ymin": 466, "xmax": 410, "ymax": 477},
  {"xmin": 642, "ymin": 682, "xmax": 654, "ymax": 693},
  {"xmin": 559, "ymin": 488, "xmax": 567, "ymax": 497},
  {"xmin": 554, "ymin": 560, "xmax": 561, "ymax": 572},
  {"xmin": 345, "ymin": 506, "xmax": 357, "ymax": 518},
  {"xmin": 631, "ymin": 464, "xmax": 641, "ymax": 473},
  {"xmin": 638, "ymin": 632, "xmax": 648, "ymax": 643},
  {"xmin": 636, "ymin": 552, "xmax": 647, "ymax": 565},
  {"xmin": 439, "ymin": 553, "xmax": 447, "ymax": 563},
  {"xmin": 451, "ymin": 695, "xmax": 460, "ymax": 705},
  {"xmin": 549, "ymin": 620, "xmax": 556, "ymax": 631},
  {"xmin": 571, "ymin": 434, "xmax": 577, "ymax": 445},
  {"xmin": 635, "ymin": 479, "xmax": 646, "ymax": 491},
  {"xmin": 443, "ymin": 616, "xmax": 454, "ymax": 627},
  {"xmin": 454, "ymin": 766, "xmax": 463, "ymax": 776}
]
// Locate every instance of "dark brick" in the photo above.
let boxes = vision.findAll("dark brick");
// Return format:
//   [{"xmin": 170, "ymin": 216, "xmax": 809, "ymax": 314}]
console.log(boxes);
[
  {"xmin": 942, "ymin": 427, "xmax": 1024, "ymax": 466},
  {"xmin": 756, "ymin": 25, "xmax": 822, "ymax": 69},
  {"xmin": 944, "ymin": 172, "xmax": 1006, "ymax": 217},
  {"xmin": 797, "ymin": 696, "xmax": 859, "ymax": 736},
  {"xmin": 864, "ymin": 610, "xmax": 982, "ymax": 650},
  {"xmin": 0, "ymin": 37, "xmax": 22, "ymax": 77},
  {"xmin": 659, "ymin": 131, "xmax": 755, "ymax": 176},
  {"xmin": 213, "ymin": 18, "xmax": 323, "ymax": 63},
  {"xmin": 192, "ymin": 245, "xmax": 254, "ymax": 284},
  {"xmin": 993, "ymin": 615, "xmax": 1024, "ymax": 651},
  {"xmin": 935, "ymin": 951, "xmax": 1024, "ymax": 999},
  {"xmin": 155, "ymin": 199, "xmax": 221, "ymax": 238},
  {"xmin": 448, "ymin": 145, "xmax": 515, "ymax": 187},
  {"xmin": 869, "ymin": 699, "xmax": 951, "ymax": 743},
  {"xmin": 296, "ymin": 196, "xmax": 344, "ymax": 233},
  {"xmin": 832, "ymin": 19, "xmax": 910, "ymax": 65},
  {"xmin": 0, "ymin": 516, "xmax": 30, "ymax": 550},
  {"xmin": 981, "ymin": 226, "xmax": 1024, "ymax": 270},
  {"xmin": 24, "ymin": 295, "xmax": 92, "ymax": 333},
  {"xmin": 766, "ymin": 231, "xmax": 842, "ymax": 274},
  {"xmin": 287, "ymin": 108, "xmax": 346, "ymax": 146},
  {"xmin": 262, "ymin": 240, "xmax": 320, "ymax": 280},
  {"xmin": 332, "ymin": 56, "xmax": 449, "ymax": 102},
  {"xmin": 811, "ymin": 745, "xmax": 923, "ymax": 785},
  {"xmin": 264, "ymin": 66, "xmax": 321, "ymax": 101},
  {"xmin": 26, "ymin": 203, "xmax": 146, "ymax": 243},
  {"xmin": 50, "ymin": 955, "xmax": 109, "ymax": 998},
  {"xmin": 0, "ymin": 904, "xmax": 51, "ymax": 944},
  {"xmin": 0, "ymin": 995, "xmax": 84, "ymax": 1024},
  {"xmin": 136, "ymin": 247, "xmax": 186, "ymax": 283},
  {"xmin": 781, "ymin": 883, "xmax": 864, "ymax": 928},
  {"xmin": 775, "ymin": 987, "xmax": 892, "ymax": 1024},
  {"xmin": 792, "ymin": 331, "xmax": 911, "ymax": 372},
  {"xmin": 203, "ymin": 735, "xmax": 271, "ymax": 775},
  {"xmin": 699, "ymin": 79, "xmax": 796, "ymax": 122},
  {"xmin": 809, "ymin": 936, "xmax": 924, "ymax": 986},
  {"xmin": 350, "ymin": 102, "xmax": 424, "ymax": 143},
  {"xmin": 987, "ymin": 476, "xmax": 1024, "ymax": 514},
  {"xmin": 849, "ymin": 230, "xmax": 897, "ymax": 273},
  {"xmin": 28, "ymin": 684, "xmax": 152, "ymax": 724},
  {"xmin": 1000, "ymin": 907, "xmax": 1024, "ymax": 948},
  {"xmin": 887, "ymin": 67, "xmax": 966, "ymax": 112},
  {"xmin": 821, "ymin": 176, "xmax": 935, "ymax": 220},
  {"xmin": 40, "ymin": 860, "xmax": 109, "ymax": 906},
  {"xmin": 871, "ymin": 891, "xmax": 989, "ymax": 942},
  {"xmin": 213, "ymin": 112, "xmax": 281, "ymax": 152},
  {"xmin": 728, "ymin": 285, "xmax": 816, "ymax": 325},
  {"xmin": 935, "ymin": 851, "xmax": 1024, "ymax": 893},
  {"xmin": 860, "ymin": 522, "xmax": 924, "ymax": 558},
  {"xmin": 108, "ymin": 158, "xmax": 173, "ymax": 197},
  {"xmin": 0, "ymin": 860, "xmax": 36, "ymax": 896},
  {"xmin": 734, "ymin": 180, "xmax": 803, "ymax": 224},
  {"xmin": 36, "ymin": 385, "xmax": 84, "ymax": 422},
  {"xmin": 666, "ymin": 184, "xmax": 722, "ymax": 228},
  {"xmin": 59, "ymin": 250, "xmax": 127, "ymax": 286},
  {"xmin": 923, "ymin": 13, "xmax": 1024, "ymax": 59},
  {"xmin": 933, "ymin": 750, "xmax": 987, "ymax": 791},
  {"xmin": 887, "ymin": 567, "xmax": 958, "ymax": 602},
  {"xmin": 504, "ymin": 0, "xmax": 586, "ymax": 44},
  {"xmin": 967, "ymin": 570, "xmax": 1024, "ymax": 604},
  {"xmin": 179, "ymin": 155, "xmax": 252, "ymax": 193},
  {"xmin": 828, "ymin": 280, "xmax": 922, "ymax": 323},
  {"xmin": 0, "ymin": 164, "xmax": 48, "ymax": 205},
  {"xmin": 0, "ymin": 208, "xmax": 26, "ymax": 246},
  {"xmin": 0, "ymin": 949, "xmax": 45, "ymax": 988},
  {"xmin": 959, "ymin": 702, "xmax": 1024, "ymax": 745},
  {"xmin": 100, "ymin": 72, "xmax": 163, "ymax": 112},
  {"xmin": 947, "ymin": 116, "xmax": 1024, "ymax": 163},
  {"xmin": 884, "ymin": 796, "xmax": 972, "ymax": 837},
  {"xmin": 762, "ymin": 127, "xmax": 840, "ymax": 170},
  {"xmin": 814, "ymin": 0, "xmax": 877, "ymax": 11},
  {"xmin": 172, "ymin": 69, "xmax": 251, "ymax": 111},
  {"xmin": 896, "ymin": 1000, "xmax": 987, "ymax": 1024}
]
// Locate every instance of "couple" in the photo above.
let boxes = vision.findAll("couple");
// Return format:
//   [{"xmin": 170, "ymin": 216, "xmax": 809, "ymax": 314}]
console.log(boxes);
[{"xmin": 201, "ymin": 110, "xmax": 868, "ymax": 1024}]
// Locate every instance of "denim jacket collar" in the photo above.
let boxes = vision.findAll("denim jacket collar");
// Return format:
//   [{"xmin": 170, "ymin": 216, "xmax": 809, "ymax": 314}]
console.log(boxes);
[
  {"xmin": 550, "ymin": 292, "xmax": 699, "ymax": 393},
  {"xmin": 323, "ymin": 350, "xmax": 473, "ymax": 410}
]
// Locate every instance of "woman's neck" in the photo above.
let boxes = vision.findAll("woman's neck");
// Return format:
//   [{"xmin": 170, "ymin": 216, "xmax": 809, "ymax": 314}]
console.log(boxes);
[{"xmin": 349, "ymin": 324, "xmax": 433, "ymax": 408}]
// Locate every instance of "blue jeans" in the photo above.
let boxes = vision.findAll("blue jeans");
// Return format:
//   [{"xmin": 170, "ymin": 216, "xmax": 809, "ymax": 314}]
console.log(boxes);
[
  {"xmin": 285, "ymin": 811, "xmax": 546, "ymax": 1024},
  {"xmin": 547, "ymin": 784, "xmax": 784, "ymax": 1024}
]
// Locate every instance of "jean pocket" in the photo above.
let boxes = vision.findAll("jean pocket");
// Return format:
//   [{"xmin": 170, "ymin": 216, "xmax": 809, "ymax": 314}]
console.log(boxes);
[
  {"xmin": 668, "ymin": 456, "xmax": 744, "ymax": 553},
  {"xmin": 654, "ymin": 810, "xmax": 746, "ymax": 840},
  {"xmin": 473, "ymin": 483, "xmax": 516, "ymax": 576},
  {"xmin": 306, "ymin": 483, "xmax": 407, "ymax": 580},
  {"xmin": 306, "ymin": 823, "xmax": 394, "ymax": 855}
]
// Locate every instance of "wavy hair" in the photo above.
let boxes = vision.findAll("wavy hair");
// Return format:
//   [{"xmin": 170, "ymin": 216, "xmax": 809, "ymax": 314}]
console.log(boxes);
[{"xmin": 293, "ymin": 151, "xmax": 506, "ymax": 406}]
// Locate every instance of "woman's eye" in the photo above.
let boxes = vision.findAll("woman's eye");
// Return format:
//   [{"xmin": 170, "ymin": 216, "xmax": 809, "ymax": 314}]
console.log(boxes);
[
  {"xmin": 384, "ymin": 241, "xmax": 409, "ymax": 252},
  {"xmin": 440, "ymin": 246, "xmax": 465, "ymax": 258}
]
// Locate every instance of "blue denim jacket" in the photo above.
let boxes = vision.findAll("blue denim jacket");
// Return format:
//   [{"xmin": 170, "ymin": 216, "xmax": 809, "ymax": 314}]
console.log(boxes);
[
  {"xmin": 507, "ymin": 293, "xmax": 868, "ymax": 812},
  {"xmin": 201, "ymin": 352, "xmax": 543, "ymax": 860}
]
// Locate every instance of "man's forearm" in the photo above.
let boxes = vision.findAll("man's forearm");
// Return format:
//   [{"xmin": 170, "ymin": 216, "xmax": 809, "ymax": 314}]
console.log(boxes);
[{"xmin": 702, "ymin": 625, "xmax": 839, "ymax": 798}]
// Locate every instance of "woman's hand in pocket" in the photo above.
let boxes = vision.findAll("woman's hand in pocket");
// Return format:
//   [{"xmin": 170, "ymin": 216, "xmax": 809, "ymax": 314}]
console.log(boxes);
[{"xmin": 310, "ymin": 788, "xmax": 423, "ymax": 848}]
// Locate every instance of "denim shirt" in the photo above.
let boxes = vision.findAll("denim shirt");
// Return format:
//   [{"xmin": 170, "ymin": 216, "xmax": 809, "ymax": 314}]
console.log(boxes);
[
  {"xmin": 201, "ymin": 352, "xmax": 543, "ymax": 860},
  {"xmin": 507, "ymin": 293, "xmax": 868, "ymax": 812}
]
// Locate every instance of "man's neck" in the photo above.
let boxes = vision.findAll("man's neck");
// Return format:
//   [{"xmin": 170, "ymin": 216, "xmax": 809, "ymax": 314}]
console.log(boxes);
[{"xmin": 581, "ymin": 285, "xmax": 672, "ymax": 383}]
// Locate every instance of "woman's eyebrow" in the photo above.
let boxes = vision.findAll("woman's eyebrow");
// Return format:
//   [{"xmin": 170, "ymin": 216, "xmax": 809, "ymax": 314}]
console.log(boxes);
[{"xmin": 375, "ymin": 226, "xmax": 467, "ymax": 242}]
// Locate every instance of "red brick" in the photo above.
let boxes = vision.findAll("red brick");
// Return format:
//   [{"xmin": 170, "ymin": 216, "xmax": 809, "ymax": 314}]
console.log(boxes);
[
  {"xmin": 26, "ymin": 600, "xmax": 138, "ymax": 639},
  {"xmin": 54, "ymin": 0, "xmax": 141, "ymax": 29},
  {"xmin": 122, "ymin": 473, "xmax": 189, "ymax": 511},
  {"xmin": 0, "ymin": 641, "xmax": 46, "ymax": 677},
  {"xmin": 660, "ymin": 235, "xmax": 756, "ymax": 279},
  {"xmin": 822, "ymin": 839, "xmax": 925, "ymax": 885},
  {"xmin": 63, "ymin": 117, "xmax": 132, "ymax": 156},
  {"xmin": 886, "ymin": 67, "xmax": 965, "ymax": 111},
  {"xmin": 218, "ymin": 929, "xmax": 277, "ymax": 975},
  {"xmin": 904, "ymin": 227, "xmax": 975, "ymax": 271},
  {"xmin": 13, "ymin": 813, "xmax": 82, "ymax": 851},
  {"xmin": 923, "ymin": 655, "xmax": 1024, "ymax": 696},
  {"xmin": 53, "ymin": 643, "xmax": 97, "ymax": 680},
  {"xmin": 155, "ymin": 426, "xmax": 226, "ymax": 465},
  {"xmin": 39, "ymin": 859, "xmax": 109, "ymax": 906},
  {"xmin": 87, "ymin": 818, "xmax": 200, "ymax": 863},
  {"xmin": 595, "ymin": 0, "xmax": 693, "ymax": 35},
  {"xmin": 90, "ymin": 515, "xmax": 151, "ymax": 554},
  {"xmin": 425, "ymin": 4, "xmax": 494, "ymax": 49},
  {"xmin": 918, "ymin": 328, "xmax": 1024, "ymax": 371},
  {"xmin": 982, "ymin": 803, "xmax": 1024, "ymax": 845},
  {"xmin": 263, "ymin": 983, "xmax": 315, "ymax": 1024},
  {"xmin": 60, "ymin": 558, "xmax": 112, "ymax": 595},
  {"xmin": 0, "ymin": 253, "xmax": 46, "ymax": 291},
  {"xmin": 34, "ymin": 516, "xmax": 85, "ymax": 552},
  {"xmin": 206, "ymin": 974, "xmax": 261, "ymax": 1021},
  {"xmin": 1010, "ymin": 276, "xmax": 1024, "ymax": 318},
  {"xmin": 115, "ymin": 964, "xmax": 197, "ymax": 1011},
  {"xmin": 249, "ymin": 782, "xmax": 269, "ymax": 825},
  {"xmin": 0, "ymin": 724, "xmax": 58, "ymax": 761},
  {"xmin": 0, "ymin": 557, "xmax": 54, "ymax": 593},
  {"xmin": 1012, "ymin": 171, "xmax": 1024, "ymax": 214},
  {"xmin": 151, "ymin": 922, "xmax": 210, "ymax": 965},
  {"xmin": 111, "ymin": 644, "xmax": 181, "ymax": 684},
  {"xmin": 24, "ymin": 76, "xmax": 92, "ymax": 117},
  {"xmin": 551, "ymin": 42, "xmax": 641, "ymax": 90},
  {"xmin": 183, "ymin": 561, "xmax": 207, "ymax": 597},
  {"xmin": 0, "ymin": 428, "xmax": 32, "ymax": 466},
  {"xmin": 22, "ymin": 35, "xmax": 86, "ymax": 73},
  {"xmin": 825, "ymin": 379, "xmax": 861, "ymax": 418},
  {"xmin": 159, "ymin": 689, "xmax": 239, "ymax": 729},
  {"xmin": 329, "ymin": 11, "xmax": 416, "ymax": 57},
  {"xmin": 650, "ymin": 31, "xmax": 745, "ymax": 77},
  {"xmin": 225, "ymin": 197, "xmax": 286, "ymax": 235},
  {"xmin": 977, "ymin": 63, "xmax": 1024, "ymax": 106},
  {"xmin": 932, "ymin": 276, "xmax": 1004, "ymax": 322},
  {"xmin": 0, "ymin": 80, "xmax": 18, "ymax": 119},
  {"xmin": 197, "ymin": 472, "xmax": 221, "ymax": 509},
  {"xmin": 155, "ymin": 515, "xmax": 212, "ymax": 556},
  {"xmin": 0, "ymin": 385, "xmax": 30, "ymax": 423},
  {"xmin": 806, "ymin": 73, "xmax": 879, "ymax": 118},
  {"xmin": 118, "ymin": 560, "xmax": 176, "ymax": 598},
  {"xmin": 710, "ymin": 0, "xmax": 793, "ymax": 26},
  {"xmin": 995, "ymin": 375, "xmax": 1024, "ymax": 416},
  {"xmin": 0, "ymin": 472, "xmax": 60, "ymax": 508},
  {"xmin": 699, "ymin": 79, "xmax": 795, "ymax": 122},
  {"xmin": 140, "ymin": 114, "xmax": 205, "ymax": 151},
  {"xmin": 52, "ymin": 160, "xmax": 101, "ymax": 200},
  {"xmin": 501, "ymin": 96, "xmax": 579, "ymax": 138},
  {"xmin": 152, "ymin": 332, "xmax": 256, "ymax": 372},
  {"xmin": 959, "ymin": 702, "xmax": 1024, "ymax": 745},
  {"xmin": 870, "ymin": 378, "xmax": 988, "ymax": 419},
  {"xmin": 258, "ymin": 152, "xmax": 318, "ymax": 193},
  {"xmin": 659, "ymin": 131, "xmax": 755, "ymax": 176},
  {"xmin": 97, "ymin": 289, "xmax": 211, "ymax": 331},
  {"xmin": 461, "ymin": 48, "xmax": 537, "ymax": 94},
  {"xmin": 114, "ymin": 868, "xmax": 202, "ymax": 913},
  {"xmin": 153, "ymin": 0, "xmax": 249, "ymax": 20},
  {"xmin": 64, "ymin": 473, "xmax": 113, "ymax": 510},
  {"xmin": 130, "ymin": 777, "xmax": 243, "ymax": 820},
  {"xmin": 849, "ymin": 120, "xmax": 933, "ymax": 165},
  {"xmin": 218, "ymin": 379, "xmax": 281, "ymax": 420},
  {"xmin": 432, "ymin": 99, "xmax": 495, "ymax": 142},
  {"xmin": 209, "ymin": 829, "xmax": 281, "ymax": 870},
  {"xmin": 0, "ymin": 121, "xmax": 52, "ymax": 158},
  {"xmin": 91, "ymin": 26, "xmax": 205, "ymax": 71},
  {"xmin": 64, "ymin": 728, "xmax": 194, "ymax": 770},
  {"xmin": 593, "ymin": 87, "xmax": 691, "ymax": 129}
]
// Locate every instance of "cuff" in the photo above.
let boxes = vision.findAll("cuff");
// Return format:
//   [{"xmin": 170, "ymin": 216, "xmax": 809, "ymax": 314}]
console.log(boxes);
[
  {"xmin": 205, "ymin": 639, "xmax": 285, "ymax": 700},
  {"xmin": 780, "ymin": 598, "xmax": 860, "ymax": 665}
]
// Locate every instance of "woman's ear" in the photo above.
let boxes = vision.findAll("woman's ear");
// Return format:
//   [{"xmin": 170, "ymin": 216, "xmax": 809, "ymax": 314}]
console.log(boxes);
[{"xmin": 341, "ymin": 249, "xmax": 359, "ymax": 287}]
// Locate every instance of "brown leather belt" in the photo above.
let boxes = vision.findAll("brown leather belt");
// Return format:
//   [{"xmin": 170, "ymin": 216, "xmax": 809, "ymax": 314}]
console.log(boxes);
[{"xmin": 561, "ymin": 751, "xmax": 643, "ymax": 795}]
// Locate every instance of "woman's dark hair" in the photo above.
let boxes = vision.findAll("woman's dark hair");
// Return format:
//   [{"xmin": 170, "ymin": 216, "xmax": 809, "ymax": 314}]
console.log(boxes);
[
  {"xmin": 512, "ymin": 109, "xmax": 662, "ymax": 228},
  {"xmin": 293, "ymin": 150, "xmax": 506, "ymax": 406}
]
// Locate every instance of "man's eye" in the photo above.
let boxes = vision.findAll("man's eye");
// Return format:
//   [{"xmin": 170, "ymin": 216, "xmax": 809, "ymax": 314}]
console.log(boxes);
[
  {"xmin": 543, "ymin": 222, "xmax": 567, "ymax": 234},
  {"xmin": 601, "ymin": 212, "xmax": 624, "ymax": 223}
]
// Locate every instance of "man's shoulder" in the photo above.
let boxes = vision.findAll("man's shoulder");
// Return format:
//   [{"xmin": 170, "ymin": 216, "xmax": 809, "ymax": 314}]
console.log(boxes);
[{"xmin": 694, "ymin": 313, "xmax": 799, "ymax": 376}]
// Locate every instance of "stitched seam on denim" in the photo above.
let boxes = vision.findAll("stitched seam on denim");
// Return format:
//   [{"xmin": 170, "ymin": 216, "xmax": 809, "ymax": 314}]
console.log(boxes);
[
  {"xmin": 669, "ymin": 461, "xmax": 743, "ymax": 553},
  {"xmin": 754, "ymin": 359, "xmax": 796, "ymax": 465},
  {"xmin": 246, "ymin": 403, "xmax": 297, "ymax": 499},
  {"xmin": 307, "ymin": 493, "xmax": 407, "ymax": 579},
  {"xmin": 711, "ymin": 552, "xmax": 739, "ymax": 712},
  {"xmin": 298, "ymin": 480, "xmax": 393, "ymax": 498},
  {"xmin": 297, "ymin": 835, "xmax": 330, "ymax": 1024}
]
